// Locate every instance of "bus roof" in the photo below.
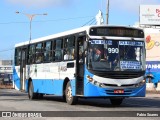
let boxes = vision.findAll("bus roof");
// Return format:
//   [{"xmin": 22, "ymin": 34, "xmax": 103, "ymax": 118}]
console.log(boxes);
[{"xmin": 15, "ymin": 25, "xmax": 143, "ymax": 48}]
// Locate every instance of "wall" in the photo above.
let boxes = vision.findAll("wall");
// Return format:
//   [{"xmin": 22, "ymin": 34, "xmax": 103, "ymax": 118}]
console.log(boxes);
[{"xmin": 144, "ymin": 28, "xmax": 160, "ymax": 84}]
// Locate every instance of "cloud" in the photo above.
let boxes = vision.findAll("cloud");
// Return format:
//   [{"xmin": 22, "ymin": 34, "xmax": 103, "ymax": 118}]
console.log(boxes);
[
  {"xmin": 6, "ymin": 0, "xmax": 71, "ymax": 8},
  {"xmin": 111, "ymin": 0, "xmax": 160, "ymax": 13}
]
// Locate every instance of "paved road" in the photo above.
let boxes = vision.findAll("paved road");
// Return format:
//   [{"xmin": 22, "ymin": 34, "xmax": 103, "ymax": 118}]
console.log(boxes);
[{"xmin": 0, "ymin": 89, "xmax": 159, "ymax": 120}]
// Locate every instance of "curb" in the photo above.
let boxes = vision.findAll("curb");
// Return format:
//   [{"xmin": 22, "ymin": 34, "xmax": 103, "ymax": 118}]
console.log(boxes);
[
  {"xmin": 0, "ymin": 84, "xmax": 13, "ymax": 89},
  {"xmin": 146, "ymin": 90, "xmax": 160, "ymax": 94}
]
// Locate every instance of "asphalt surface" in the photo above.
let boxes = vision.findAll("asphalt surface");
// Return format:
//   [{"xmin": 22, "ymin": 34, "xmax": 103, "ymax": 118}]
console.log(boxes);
[{"xmin": 0, "ymin": 89, "xmax": 159, "ymax": 120}]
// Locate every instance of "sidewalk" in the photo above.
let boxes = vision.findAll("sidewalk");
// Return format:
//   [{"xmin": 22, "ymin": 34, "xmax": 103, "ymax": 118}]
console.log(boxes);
[
  {"xmin": 146, "ymin": 90, "xmax": 160, "ymax": 98},
  {"xmin": 0, "ymin": 84, "xmax": 13, "ymax": 89}
]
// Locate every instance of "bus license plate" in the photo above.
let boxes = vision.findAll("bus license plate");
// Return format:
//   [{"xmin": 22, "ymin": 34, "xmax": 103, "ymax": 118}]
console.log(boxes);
[{"xmin": 114, "ymin": 89, "xmax": 124, "ymax": 94}]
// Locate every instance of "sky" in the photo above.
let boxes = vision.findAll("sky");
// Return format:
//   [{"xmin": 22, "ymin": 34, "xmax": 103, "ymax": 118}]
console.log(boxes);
[{"xmin": 0, "ymin": 0, "xmax": 160, "ymax": 60}]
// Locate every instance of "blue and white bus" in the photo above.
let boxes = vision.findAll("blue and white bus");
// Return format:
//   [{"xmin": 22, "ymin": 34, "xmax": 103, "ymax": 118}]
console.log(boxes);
[{"xmin": 13, "ymin": 25, "xmax": 146, "ymax": 105}]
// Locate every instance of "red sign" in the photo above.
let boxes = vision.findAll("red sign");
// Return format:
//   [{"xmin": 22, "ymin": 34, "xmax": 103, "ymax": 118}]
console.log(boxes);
[{"xmin": 156, "ymin": 9, "xmax": 160, "ymax": 17}]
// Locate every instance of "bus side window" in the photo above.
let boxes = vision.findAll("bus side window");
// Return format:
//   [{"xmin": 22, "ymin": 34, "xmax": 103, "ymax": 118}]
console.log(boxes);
[
  {"xmin": 44, "ymin": 41, "xmax": 52, "ymax": 62},
  {"xmin": 55, "ymin": 39, "xmax": 63, "ymax": 61},
  {"xmin": 15, "ymin": 48, "xmax": 21, "ymax": 66},
  {"xmin": 63, "ymin": 36, "xmax": 75, "ymax": 60},
  {"xmin": 35, "ymin": 43, "xmax": 42, "ymax": 63},
  {"xmin": 78, "ymin": 37, "xmax": 84, "ymax": 60},
  {"xmin": 28, "ymin": 45, "xmax": 35, "ymax": 64}
]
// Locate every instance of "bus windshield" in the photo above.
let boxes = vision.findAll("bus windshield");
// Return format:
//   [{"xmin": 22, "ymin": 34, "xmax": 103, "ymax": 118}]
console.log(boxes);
[{"xmin": 87, "ymin": 39, "xmax": 145, "ymax": 71}]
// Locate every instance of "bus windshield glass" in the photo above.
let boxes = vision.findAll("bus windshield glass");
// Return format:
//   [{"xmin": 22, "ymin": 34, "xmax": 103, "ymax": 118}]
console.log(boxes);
[{"xmin": 87, "ymin": 40, "xmax": 145, "ymax": 71}]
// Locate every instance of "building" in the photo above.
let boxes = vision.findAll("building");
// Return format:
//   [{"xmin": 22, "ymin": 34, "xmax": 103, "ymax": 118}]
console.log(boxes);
[
  {"xmin": 0, "ymin": 60, "xmax": 13, "ymax": 84},
  {"xmin": 132, "ymin": 5, "xmax": 160, "ymax": 87}
]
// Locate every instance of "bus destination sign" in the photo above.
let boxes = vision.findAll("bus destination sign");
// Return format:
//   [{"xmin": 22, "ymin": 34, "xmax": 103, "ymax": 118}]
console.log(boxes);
[{"xmin": 89, "ymin": 27, "xmax": 144, "ymax": 38}]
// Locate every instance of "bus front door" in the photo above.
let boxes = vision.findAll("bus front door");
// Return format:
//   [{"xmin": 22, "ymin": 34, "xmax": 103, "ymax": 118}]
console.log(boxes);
[
  {"xmin": 20, "ymin": 48, "xmax": 27, "ymax": 91},
  {"xmin": 75, "ymin": 36, "xmax": 85, "ymax": 95}
]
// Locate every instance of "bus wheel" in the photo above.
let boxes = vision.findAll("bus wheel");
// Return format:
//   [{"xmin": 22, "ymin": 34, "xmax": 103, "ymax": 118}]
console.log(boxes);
[
  {"xmin": 65, "ymin": 82, "xmax": 77, "ymax": 105},
  {"xmin": 38, "ymin": 93, "xmax": 43, "ymax": 99},
  {"xmin": 110, "ymin": 98, "xmax": 123, "ymax": 105},
  {"xmin": 28, "ymin": 81, "xmax": 38, "ymax": 100}
]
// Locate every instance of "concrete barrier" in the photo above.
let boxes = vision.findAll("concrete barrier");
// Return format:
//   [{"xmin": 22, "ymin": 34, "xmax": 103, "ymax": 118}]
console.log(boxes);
[
  {"xmin": 156, "ymin": 83, "xmax": 160, "ymax": 91},
  {"xmin": 146, "ymin": 83, "xmax": 156, "ymax": 91}
]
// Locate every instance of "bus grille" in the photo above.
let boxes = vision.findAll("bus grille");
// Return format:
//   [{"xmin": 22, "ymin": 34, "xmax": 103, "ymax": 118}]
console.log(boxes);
[
  {"xmin": 103, "ymin": 84, "xmax": 135, "ymax": 87},
  {"xmin": 94, "ymin": 71, "xmax": 145, "ymax": 79}
]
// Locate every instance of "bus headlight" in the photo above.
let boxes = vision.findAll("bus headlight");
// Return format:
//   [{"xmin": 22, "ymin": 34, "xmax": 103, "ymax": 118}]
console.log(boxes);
[
  {"xmin": 87, "ymin": 75, "xmax": 93, "ymax": 82},
  {"xmin": 135, "ymin": 80, "xmax": 146, "ymax": 87},
  {"xmin": 86, "ymin": 75, "xmax": 104, "ymax": 87},
  {"xmin": 93, "ymin": 81, "xmax": 98, "ymax": 85},
  {"xmin": 99, "ymin": 83, "xmax": 103, "ymax": 87}
]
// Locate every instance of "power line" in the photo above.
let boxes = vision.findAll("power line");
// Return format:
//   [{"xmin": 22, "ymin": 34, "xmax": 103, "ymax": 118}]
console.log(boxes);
[
  {"xmin": 81, "ymin": 12, "xmax": 107, "ymax": 26},
  {"xmin": 0, "ymin": 21, "xmax": 28, "ymax": 24},
  {"xmin": 35, "ymin": 16, "xmax": 94, "ymax": 23},
  {"xmin": 0, "ymin": 15, "xmax": 96, "ymax": 53},
  {"xmin": 82, "ymin": 17, "xmax": 95, "ymax": 27},
  {"xmin": 0, "ymin": 48, "xmax": 14, "ymax": 53},
  {"xmin": 0, "ymin": 16, "xmax": 94, "ymax": 25},
  {"xmin": 89, "ymin": 19, "xmax": 97, "ymax": 25}
]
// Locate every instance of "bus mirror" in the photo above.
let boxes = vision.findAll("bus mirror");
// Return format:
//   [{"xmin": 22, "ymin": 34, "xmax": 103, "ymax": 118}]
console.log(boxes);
[{"xmin": 84, "ymin": 41, "xmax": 88, "ymax": 50}]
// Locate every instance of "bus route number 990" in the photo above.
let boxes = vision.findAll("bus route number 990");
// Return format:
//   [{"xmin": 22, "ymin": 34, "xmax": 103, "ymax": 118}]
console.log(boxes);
[{"xmin": 108, "ymin": 48, "xmax": 119, "ymax": 53}]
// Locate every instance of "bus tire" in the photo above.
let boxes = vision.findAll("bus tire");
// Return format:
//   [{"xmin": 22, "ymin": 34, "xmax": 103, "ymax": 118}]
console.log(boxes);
[
  {"xmin": 110, "ymin": 98, "xmax": 123, "ymax": 105},
  {"xmin": 38, "ymin": 93, "xmax": 43, "ymax": 99},
  {"xmin": 65, "ymin": 81, "xmax": 77, "ymax": 105},
  {"xmin": 28, "ymin": 81, "xmax": 38, "ymax": 100},
  {"xmin": 62, "ymin": 94, "xmax": 66, "ymax": 102}
]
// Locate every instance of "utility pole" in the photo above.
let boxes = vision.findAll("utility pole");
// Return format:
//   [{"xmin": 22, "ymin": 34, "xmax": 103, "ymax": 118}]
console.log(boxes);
[
  {"xmin": 106, "ymin": 0, "xmax": 109, "ymax": 25},
  {"xmin": 16, "ymin": 11, "xmax": 47, "ymax": 41}
]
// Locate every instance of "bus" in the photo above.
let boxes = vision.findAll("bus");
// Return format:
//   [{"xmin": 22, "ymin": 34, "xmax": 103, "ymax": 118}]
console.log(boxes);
[{"xmin": 13, "ymin": 25, "xmax": 146, "ymax": 105}]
